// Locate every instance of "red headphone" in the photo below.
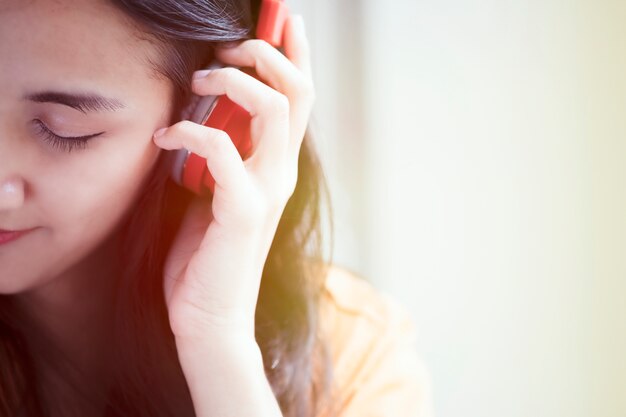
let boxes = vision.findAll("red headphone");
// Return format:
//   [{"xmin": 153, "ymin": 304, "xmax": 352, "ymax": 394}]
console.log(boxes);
[{"xmin": 170, "ymin": 0, "xmax": 289, "ymax": 196}]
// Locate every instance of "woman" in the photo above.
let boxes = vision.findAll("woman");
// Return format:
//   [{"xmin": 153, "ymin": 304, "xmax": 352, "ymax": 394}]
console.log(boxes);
[{"xmin": 0, "ymin": 0, "xmax": 432, "ymax": 416}]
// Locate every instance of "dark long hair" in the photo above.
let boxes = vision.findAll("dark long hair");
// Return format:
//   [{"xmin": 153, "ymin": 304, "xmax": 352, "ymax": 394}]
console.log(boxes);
[{"xmin": 0, "ymin": 1, "xmax": 335, "ymax": 416}]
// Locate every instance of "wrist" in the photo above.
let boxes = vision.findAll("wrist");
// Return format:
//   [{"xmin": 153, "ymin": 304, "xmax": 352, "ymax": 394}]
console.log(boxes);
[
  {"xmin": 174, "ymin": 335, "xmax": 282, "ymax": 417},
  {"xmin": 168, "ymin": 306, "xmax": 256, "ymax": 345},
  {"xmin": 175, "ymin": 332, "xmax": 265, "ymax": 371}
]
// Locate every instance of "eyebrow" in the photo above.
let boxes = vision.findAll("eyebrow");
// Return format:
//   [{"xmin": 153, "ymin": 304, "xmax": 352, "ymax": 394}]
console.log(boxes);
[{"xmin": 23, "ymin": 91, "xmax": 126, "ymax": 114}]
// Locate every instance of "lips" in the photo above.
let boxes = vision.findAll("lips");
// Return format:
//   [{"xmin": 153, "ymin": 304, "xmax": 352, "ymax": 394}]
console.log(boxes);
[{"xmin": 0, "ymin": 228, "xmax": 36, "ymax": 245}]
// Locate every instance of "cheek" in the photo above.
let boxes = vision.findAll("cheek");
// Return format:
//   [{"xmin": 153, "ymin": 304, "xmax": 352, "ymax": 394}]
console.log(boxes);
[
  {"xmin": 0, "ymin": 136, "xmax": 162, "ymax": 293},
  {"xmin": 40, "ymin": 135, "xmax": 161, "ymax": 262}
]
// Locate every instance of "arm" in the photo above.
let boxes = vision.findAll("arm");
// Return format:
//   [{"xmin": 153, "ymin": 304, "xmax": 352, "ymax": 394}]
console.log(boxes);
[
  {"xmin": 151, "ymin": 14, "xmax": 313, "ymax": 417},
  {"xmin": 175, "ymin": 337, "xmax": 281, "ymax": 417}
]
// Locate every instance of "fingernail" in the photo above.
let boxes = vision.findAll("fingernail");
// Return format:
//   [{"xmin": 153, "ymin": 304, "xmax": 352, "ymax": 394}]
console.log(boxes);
[
  {"xmin": 153, "ymin": 127, "xmax": 168, "ymax": 139},
  {"xmin": 192, "ymin": 69, "xmax": 212, "ymax": 81}
]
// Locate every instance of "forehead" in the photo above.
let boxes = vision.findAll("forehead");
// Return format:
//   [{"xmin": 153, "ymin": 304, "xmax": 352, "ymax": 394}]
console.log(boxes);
[{"xmin": 0, "ymin": 0, "xmax": 168, "ymax": 107}]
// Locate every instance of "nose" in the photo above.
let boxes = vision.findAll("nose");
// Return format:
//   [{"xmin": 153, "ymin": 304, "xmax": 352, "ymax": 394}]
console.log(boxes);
[{"xmin": 0, "ymin": 176, "xmax": 25, "ymax": 211}]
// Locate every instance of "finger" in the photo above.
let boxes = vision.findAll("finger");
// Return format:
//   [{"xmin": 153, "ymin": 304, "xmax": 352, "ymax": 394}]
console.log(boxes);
[
  {"xmin": 213, "ymin": 43, "xmax": 311, "ymax": 163},
  {"xmin": 214, "ymin": 32, "xmax": 315, "ymax": 127},
  {"xmin": 214, "ymin": 38, "xmax": 314, "ymax": 103},
  {"xmin": 213, "ymin": 38, "xmax": 314, "ymax": 160},
  {"xmin": 278, "ymin": 14, "xmax": 314, "ymax": 159},
  {"xmin": 283, "ymin": 14, "xmax": 312, "ymax": 79},
  {"xmin": 153, "ymin": 121, "xmax": 249, "ymax": 194},
  {"xmin": 191, "ymin": 68, "xmax": 290, "ymax": 173}
]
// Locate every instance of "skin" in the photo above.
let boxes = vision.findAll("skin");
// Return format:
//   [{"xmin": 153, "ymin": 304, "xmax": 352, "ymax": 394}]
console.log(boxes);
[
  {"xmin": 0, "ymin": 0, "xmax": 314, "ymax": 416},
  {"xmin": 0, "ymin": 1, "xmax": 172, "ymax": 408}
]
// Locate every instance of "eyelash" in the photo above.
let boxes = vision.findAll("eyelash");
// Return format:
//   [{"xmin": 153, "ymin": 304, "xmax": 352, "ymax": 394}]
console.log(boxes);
[{"xmin": 33, "ymin": 119, "xmax": 104, "ymax": 153}]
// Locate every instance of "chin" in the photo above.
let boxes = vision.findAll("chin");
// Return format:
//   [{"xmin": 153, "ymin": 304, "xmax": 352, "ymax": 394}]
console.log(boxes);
[{"xmin": 0, "ymin": 271, "xmax": 44, "ymax": 295}]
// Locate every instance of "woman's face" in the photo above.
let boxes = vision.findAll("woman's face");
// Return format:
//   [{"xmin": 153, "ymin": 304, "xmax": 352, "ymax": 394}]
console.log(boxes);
[{"xmin": 0, "ymin": 0, "xmax": 173, "ymax": 292}]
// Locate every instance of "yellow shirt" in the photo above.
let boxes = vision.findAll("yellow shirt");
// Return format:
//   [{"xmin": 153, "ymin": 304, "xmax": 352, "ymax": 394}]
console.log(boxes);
[{"xmin": 319, "ymin": 266, "xmax": 434, "ymax": 417}]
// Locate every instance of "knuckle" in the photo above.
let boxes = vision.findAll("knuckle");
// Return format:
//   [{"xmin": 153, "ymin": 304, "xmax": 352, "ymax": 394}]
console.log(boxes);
[
  {"xmin": 213, "ymin": 129, "xmax": 232, "ymax": 144},
  {"xmin": 217, "ymin": 67, "xmax": 240, "ymax": 85},
  {"xmin": 265, "ymin": 92, "xmax": 290, "ymax": 119},
  {"xmin": 202, "ymin": 129, "xmax": 231, "ymax": 155},
  {"xmin": 245, "ymin": 38, "xmax": 270, "ymax": 52},
  {"xmin": 294, "ymin": 77, "xmax": 316, "ymax": 104}
]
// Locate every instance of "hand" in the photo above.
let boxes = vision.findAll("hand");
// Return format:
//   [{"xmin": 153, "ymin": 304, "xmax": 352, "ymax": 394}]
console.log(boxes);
[{"xmin": 152, "ymin": 15, "xmax": 314, "ymax": 345}]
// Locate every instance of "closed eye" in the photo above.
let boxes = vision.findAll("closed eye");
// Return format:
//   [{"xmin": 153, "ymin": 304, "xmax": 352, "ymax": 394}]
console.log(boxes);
[{"xmin": 33, "ymin": 119, "xmax": 104, "ymax": 153}]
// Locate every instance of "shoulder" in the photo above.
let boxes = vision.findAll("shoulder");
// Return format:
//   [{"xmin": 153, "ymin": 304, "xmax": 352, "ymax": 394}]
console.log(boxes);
[
  {"xmin": 320, "ymin": 265, "xmax": 414, "ymax": 336},
  {"xmin": 318, "ymin": 265, "xmax": 434, "ymax": 417}
]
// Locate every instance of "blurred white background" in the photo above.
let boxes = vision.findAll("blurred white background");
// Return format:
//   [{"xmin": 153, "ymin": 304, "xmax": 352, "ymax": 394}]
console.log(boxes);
[{"xmin": 290, "ymin": 0, "xmax": 626, "ymax": 416}]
